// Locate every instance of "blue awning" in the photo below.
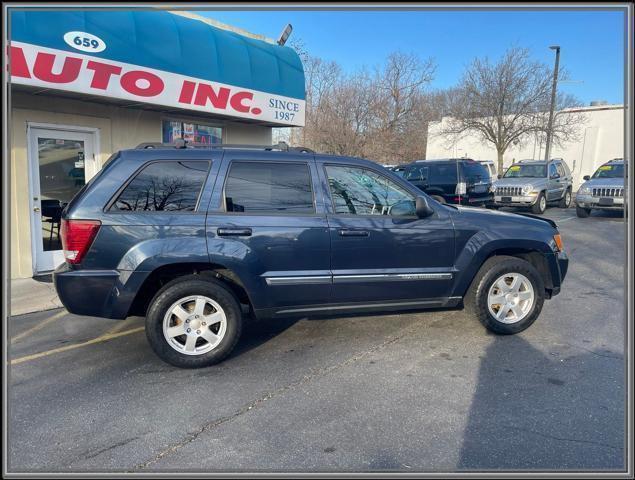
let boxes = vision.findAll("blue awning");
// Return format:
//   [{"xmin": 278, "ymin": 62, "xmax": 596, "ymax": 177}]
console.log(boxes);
[{"xmin": 10, "ymin": 10, "xmax": 305, "ymax": 100}]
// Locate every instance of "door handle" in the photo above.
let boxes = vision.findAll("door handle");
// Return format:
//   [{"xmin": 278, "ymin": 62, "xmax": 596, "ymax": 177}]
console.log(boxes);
[
  {"xmin": 339, "ymin": 229, "xmax": 370, "ymax": 237},
  {"xmin": 217, "ymin": 228, "xmax": 252, "ymax": 237}
]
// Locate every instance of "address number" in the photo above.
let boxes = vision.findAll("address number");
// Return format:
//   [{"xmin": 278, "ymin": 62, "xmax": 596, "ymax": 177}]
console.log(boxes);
[{"xmin": 63, "ymin": 31, "xmax": 106, "ymax": 53}]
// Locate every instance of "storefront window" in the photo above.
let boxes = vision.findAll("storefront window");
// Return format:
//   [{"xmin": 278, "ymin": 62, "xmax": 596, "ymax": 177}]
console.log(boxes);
[{"xmin": 162, "ymin": 120, "xmax": 223, "ymax": 145}]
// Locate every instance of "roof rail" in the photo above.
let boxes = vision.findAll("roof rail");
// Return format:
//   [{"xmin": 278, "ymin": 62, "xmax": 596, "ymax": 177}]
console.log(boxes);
[{"xmin": 135, "ymin": 139, "xmax": 314, "ymax": 153}]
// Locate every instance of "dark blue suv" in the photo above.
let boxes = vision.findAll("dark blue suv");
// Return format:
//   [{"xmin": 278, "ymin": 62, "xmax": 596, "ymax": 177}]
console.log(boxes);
[{"xmin": 54, "ymin": 141, "xmax": 569, "ymax": 368}]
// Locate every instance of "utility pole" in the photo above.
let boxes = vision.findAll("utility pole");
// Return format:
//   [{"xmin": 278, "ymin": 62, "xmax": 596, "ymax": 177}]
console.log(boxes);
[{"xmin": 544, "ymin": 45, "xmax": 560, "ymax": 161}]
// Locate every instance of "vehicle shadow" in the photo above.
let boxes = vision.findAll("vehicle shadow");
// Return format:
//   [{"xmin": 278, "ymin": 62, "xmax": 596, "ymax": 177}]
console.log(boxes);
[{"xmin": 457, "ymin": 334, "xmax": 625, "ymax": 471}]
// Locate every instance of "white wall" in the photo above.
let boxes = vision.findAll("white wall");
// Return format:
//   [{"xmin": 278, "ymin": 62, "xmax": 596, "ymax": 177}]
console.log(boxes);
[{"xmin": 426, "ymin": 105, "xmax": 625, "ymax": 189}]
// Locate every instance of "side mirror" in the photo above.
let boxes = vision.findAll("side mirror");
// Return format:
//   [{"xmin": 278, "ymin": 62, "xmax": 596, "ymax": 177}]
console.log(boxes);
[
  {"xmin": 415, "ymin": 196, "xmax": 434, "ymax": 218},
  {"xmin": 583, "ymin": 175, "xmax": 591, "ymax": 181}
]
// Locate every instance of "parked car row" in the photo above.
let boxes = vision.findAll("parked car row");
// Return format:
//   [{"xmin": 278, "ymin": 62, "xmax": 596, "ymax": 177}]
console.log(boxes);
[{"xmin": 388, "ymin": 157, "xmax": 626, "ymax": 217}]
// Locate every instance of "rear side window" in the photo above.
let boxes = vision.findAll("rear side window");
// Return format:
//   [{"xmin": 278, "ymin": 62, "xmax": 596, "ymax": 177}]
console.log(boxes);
[
  {"xmin": 224, "ymin": 162, "xmax": 314, "ymax": 214},
  {"xmin": 403, "ymin": 165, "xmax": 429, "ymax": 181},
  {"xmin": 429, "ymin": 164, "xmax": 458, "ymax": 183},
  {"xmin": 111, "ymin": 161, "xmax": 210, "ymax": 212},
  {"xmin": 461, "ymin": 162, "xmax": 489, "ymax": 181}
]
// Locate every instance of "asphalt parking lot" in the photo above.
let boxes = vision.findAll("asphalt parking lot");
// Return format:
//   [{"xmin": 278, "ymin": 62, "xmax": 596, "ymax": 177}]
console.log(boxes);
[{"xmin": 7, "ymin": 207, "xmax": 627, "ymax": 473}]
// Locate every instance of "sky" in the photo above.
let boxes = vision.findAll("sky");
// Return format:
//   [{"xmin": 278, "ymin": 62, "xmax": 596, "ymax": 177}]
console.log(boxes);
[{"xmin": 195, "ymin": 8, "xmax": 626, "ymax": 105}]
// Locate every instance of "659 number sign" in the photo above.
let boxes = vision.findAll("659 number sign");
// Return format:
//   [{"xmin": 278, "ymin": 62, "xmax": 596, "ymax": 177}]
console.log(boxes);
[{"xmin": 63, "ymin": 31, "xmax": 107, "ymax": 53}]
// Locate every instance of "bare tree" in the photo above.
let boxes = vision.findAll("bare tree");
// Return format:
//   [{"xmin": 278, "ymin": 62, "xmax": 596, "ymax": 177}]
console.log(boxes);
[{"xmin": 438, "ymin": 47, "xmax": 586, "ymax": 173}]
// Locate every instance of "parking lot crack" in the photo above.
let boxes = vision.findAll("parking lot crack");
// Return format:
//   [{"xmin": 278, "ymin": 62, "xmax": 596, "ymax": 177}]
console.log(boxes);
[
  {"xmin": 503, "ymin": 425, "xmax": 623, "ymax": 451},
  {"xmin": 131, "ymin": 323, "xmax": 413, "ymax": 471}
]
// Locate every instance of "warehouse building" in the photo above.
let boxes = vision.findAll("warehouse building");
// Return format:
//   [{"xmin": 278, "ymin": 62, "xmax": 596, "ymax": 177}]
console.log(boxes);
[
  {"xmin": 426, "ymin": 103, "xmax": 625, "ymax": 189},
  {"xmin": 8, "ymin": 9, "xmax": 306, "ymax": 278}
]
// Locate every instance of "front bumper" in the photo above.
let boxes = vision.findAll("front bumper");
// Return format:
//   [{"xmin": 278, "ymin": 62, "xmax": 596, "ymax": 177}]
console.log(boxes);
[
  {"xmin": 546, "ymin": 251, "xmax": 569, "ymax": 298},
  {"xmin": 575, "ymin": 194, "xmax": 624, "ymax": 210},
  {"xmin": 53, "ymin": 263, "xmax": 147, "ymax": 319},
  {"xmin": 493, "ymin": 194, "xmax": 538, "ymax": 207}
]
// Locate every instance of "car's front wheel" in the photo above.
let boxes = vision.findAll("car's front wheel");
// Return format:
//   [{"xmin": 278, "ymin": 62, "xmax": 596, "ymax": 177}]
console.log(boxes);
[
  {"xmin": 530, "ymin": 192, "xmax": 547, "ymax": 214},
  {"xmin": 145, "ymin": 276, "xmax": 243, "ymax": 368},
  {"xmin": 466, "ymin": 256, "xmax": 545, "ymax": 334},
  {"xmin": 576, "ymin": 206, "xmax": 591, "ymax": 217},
  {"xmin": 559, "ymin": 189, "xmax": 572, "ymax": 208}
]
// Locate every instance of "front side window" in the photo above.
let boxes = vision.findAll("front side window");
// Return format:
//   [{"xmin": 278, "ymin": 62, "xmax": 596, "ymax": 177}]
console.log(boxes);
[
  {"xmin": 111, "ymin": 161, "xmax": 210, "ymax": 212},
  {"xmin": 326, "ymin": 165, "xmax": 416, "ymax": 216},
  {"xmin": 549, "ymin": 163, "xmax": 559, "ymax": 178},
  {"xmin": 224, "ymin": 162, "xmax": 314, "ymax": 214}
]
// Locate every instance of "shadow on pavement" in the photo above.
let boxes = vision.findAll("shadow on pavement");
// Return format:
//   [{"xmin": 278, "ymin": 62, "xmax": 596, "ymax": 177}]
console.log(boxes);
[{"xmin": 457, "ymin": 334, "xmax": 625, "ymax": 471}]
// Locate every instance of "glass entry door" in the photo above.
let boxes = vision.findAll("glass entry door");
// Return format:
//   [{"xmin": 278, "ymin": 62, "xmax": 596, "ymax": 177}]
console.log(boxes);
[{"xmin": 28, "ymin": 127, "xmax": 96, "ymax": 273}]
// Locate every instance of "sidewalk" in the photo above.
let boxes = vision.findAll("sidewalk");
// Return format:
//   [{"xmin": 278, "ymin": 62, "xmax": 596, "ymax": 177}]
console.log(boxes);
[{"xmin": 10, "ymin": 276, "xmax": 63, "ymax": 317}]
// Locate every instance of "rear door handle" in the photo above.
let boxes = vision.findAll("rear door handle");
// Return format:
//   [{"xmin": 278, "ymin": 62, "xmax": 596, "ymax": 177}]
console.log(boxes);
[
  {"xmin": 217, "ymin": 228, "xmax": 252, "ymax": 237},
  {"xmin": 339, "ymin": 229, "xmax": 370, "ymax": 237}
]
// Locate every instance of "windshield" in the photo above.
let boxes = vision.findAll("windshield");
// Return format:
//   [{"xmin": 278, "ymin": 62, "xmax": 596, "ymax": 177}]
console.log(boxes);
[
  {"xmin": 503, "ymin": 164, "xmax": 547, "ymax": 178},
  {"xmin": 592, "ymin": 164, "xmax": 625, "ymax": 179}
]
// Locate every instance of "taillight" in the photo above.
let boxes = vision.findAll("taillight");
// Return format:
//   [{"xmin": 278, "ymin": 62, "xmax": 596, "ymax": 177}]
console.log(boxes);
[{"xmin": 60, "ymin": 219, "xmax": 101, "ymax": 264}]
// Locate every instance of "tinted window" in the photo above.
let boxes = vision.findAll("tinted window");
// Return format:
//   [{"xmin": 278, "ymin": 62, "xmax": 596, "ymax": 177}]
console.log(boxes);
[
  {"xmin": 224, "ymin": 162, "xmax": 314, "ymax": 214},
  {"xmin": 592, "ymin": 163, "xmax": 625, "ymax": 179},
  {"xmin": 429, "ymin": 164, "xmax": 458, "ymax": 183},
  {"xmin": 504, "ymin": 164, "xmax": 547, "ymax": 178},
  {"xmin": 326, "ymin": 165, "xmax": 415, "ymax": 216},
  {"xmin": 403, "ymin": 165, "xmax": 429, "ymax": 181},
  {"xmin": 461, "ymin": 162, "xmax": 489, "ymax": 181},
  {"xmin": 111, "ymin": 161, "xmax": 210, "ymax": 212}
]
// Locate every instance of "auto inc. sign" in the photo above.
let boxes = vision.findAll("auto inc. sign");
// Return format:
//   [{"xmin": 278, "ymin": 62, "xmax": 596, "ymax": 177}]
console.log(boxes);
[{"xmin": 9, "ymin": 41, "xmax": 306, "ymax": 126}]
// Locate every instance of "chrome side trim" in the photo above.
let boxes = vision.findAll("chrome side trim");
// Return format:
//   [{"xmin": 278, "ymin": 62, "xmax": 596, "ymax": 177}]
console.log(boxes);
[
  {"xmin": 265, "ymin": 276, "xmax": 332, "ymax": 286},
  {"xmin": 332, "ymin": 273, "xmax": 452, "ymax": 283}
]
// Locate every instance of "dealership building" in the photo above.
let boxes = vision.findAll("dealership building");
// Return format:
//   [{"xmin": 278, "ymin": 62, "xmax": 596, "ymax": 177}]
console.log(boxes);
[
  {"xmin": 8, "ymin": 9, "xmax": 306, "ymax": 278},
  {"xmin": 426, "ymin": 103, "xmax": 625, "ymax": 189}
]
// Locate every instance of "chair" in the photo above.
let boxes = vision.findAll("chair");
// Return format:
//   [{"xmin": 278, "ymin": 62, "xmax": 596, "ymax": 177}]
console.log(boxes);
[{"xmin": 41, "ymin": 199, "xmax": 63, "ymax": 249}]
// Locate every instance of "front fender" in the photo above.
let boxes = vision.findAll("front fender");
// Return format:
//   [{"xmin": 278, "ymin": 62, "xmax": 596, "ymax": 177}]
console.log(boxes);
[{"xmin": 451, "ymin": 234, "xmax": 554, "ymax": 298}]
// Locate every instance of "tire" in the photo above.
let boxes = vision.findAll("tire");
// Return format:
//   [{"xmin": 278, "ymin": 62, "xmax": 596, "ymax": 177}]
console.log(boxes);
[
  {"xmin": 530, "ymin": 192, "xmax": 547, "ymax": 214},
  {"xmin": 431, "ymin": 195, "xmax": 446, "ymax": 204},
  {"xmin": 559, "ymin": 188, "xmax": 572, "ymax": 208},
  {"xmin": 145, "ymin": 275, "xmax": 243, "ymax": 368},
  {"xmin": 465, "ymin": 256, "xmax": 545, "ymax": 335},
  {"xmin": 576, "ymin": 205, "xmax": 591, "ymax": 218}
]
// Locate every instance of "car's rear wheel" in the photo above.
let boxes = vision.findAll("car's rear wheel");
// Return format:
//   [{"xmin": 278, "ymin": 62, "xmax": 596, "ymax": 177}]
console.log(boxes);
[
  {"xmin": 559, "ymin": 189, "xmax": 572, "ymax": 208},
  {"xmin": 576, "ymin": 206, "xmax": 591, "ymax": 218},
  {"xmin": 145, "ymin": 276, "xmax": 242, "ymax": 368},
  {"xmin": 531, "ymin": 192, "xmax": 547, "ymax": 214},
  {"xmin": 465, "ymin": 256, "xmax": 545, "ymax": 334}
]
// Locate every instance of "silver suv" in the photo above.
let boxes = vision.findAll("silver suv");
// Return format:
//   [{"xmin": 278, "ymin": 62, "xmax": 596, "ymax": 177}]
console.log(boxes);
[
  {"xmin": 575, "ymin": 158, "xmax": 626, "ymax": 217},
  {"xmin": 492, "ymin": 159, "xmax": 573, "ymax": 214}
]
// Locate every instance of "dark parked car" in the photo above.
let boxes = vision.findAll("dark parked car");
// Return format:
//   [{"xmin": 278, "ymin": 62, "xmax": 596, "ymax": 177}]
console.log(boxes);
[
  {"xmin": 400, "ymin": 158, "xmax": 494, "ymax": 207},
  {"xmin": 54, "ymin": 141, "xmax": 568, "ymax": 368}
]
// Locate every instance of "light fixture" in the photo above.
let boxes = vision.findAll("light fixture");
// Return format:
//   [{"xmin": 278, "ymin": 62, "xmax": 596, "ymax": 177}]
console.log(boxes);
[{"xmin": 277, "ymin": 24, "xmax": 293, "ymax": 46}]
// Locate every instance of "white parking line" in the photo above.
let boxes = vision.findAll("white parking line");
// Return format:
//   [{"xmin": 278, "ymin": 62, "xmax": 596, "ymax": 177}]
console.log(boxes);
[{"xmin": 556, "ymin": 216, "xmax": 578, "ymax": 223}]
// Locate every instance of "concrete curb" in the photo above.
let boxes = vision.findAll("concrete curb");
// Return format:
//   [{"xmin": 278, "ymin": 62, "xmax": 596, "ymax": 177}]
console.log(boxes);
[{"xmin": 10, "ymin": 278, "xmax": 64, "ymax": 317}]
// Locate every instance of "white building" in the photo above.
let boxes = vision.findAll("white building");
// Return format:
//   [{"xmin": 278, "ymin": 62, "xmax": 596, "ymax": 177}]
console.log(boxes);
[{"xmin": 426, "ymin": 104, "xmax": 625, "ymax": 189}]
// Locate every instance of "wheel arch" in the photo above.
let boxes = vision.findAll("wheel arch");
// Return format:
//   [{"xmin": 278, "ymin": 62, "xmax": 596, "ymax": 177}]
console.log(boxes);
[{"xmin": 127, "ymin": 262, "xmax": 254, "ymax": 318}]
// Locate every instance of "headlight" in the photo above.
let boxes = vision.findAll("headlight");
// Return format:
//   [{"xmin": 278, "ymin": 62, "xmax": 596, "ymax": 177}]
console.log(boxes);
[
  {"xmin": 579, "ymin": 185, "xmax": 591, "ymax": 195},
  {"xmin": 521, "ymin": 184, "xmax": 533, "ymax": 195}
]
